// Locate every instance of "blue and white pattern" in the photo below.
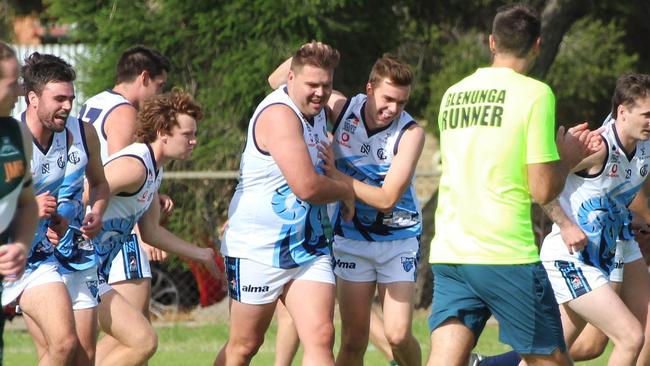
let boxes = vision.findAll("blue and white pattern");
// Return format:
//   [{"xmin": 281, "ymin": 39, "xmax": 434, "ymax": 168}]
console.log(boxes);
[
  {"xmin": 222, "ymin": 86, "xmax": 332, "ymax": 269},
  {"xmin": 21, "ymin": 112, "xmax": 69, "ymax": 271},
  {"xmin": 541, "ymin": 121, "xmax": 650, "ymax": 275},
  {"xmin": 95, "ymin": 143, "xmax": 162, "ymax": 286},
  {"xmin": 332, "ymin": 94, "xmax": 421, "ymax": 241}
]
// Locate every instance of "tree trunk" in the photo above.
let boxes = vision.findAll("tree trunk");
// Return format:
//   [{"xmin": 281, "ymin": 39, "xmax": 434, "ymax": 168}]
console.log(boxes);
[
  {"xmin": 414, "ymin": 191, "xmax": 437, "ymax": 309},
  {"xmin": 529, "ymin": 0, "xmax": 590, "ymax": 79}
]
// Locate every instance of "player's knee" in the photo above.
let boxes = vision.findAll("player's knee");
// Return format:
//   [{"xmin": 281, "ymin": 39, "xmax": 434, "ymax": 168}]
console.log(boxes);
[
  {"xmin": 50, "ymin": 332, "xmax": 78, "ymax": 360},
  {"xmin": 384, "ymin": 325, "xmax": 411, "ymax": 349},
  {"xmin": 230, "ymin": 334, "xmax": 265, "ymax": 359},
  {"xmin": 300, "ymin": 321, "xmax": 335, "ymax": 352},
  {"xmin": 340, "ymin": 331, "xmax": 369, "ymax": 355}
]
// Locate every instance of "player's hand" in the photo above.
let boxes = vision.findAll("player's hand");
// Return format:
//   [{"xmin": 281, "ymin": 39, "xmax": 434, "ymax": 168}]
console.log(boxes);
[
  {"xmin": 198, "ymin": 247, "xmax": 220, "ymax": 279},
  {"xmin": 141, "ymin": 242, "xmax": 168, "ymax": 262},
  {"xmin": 586, "ymin": 126, "xmax": 605, "ymax": 155},
  {"xmin": 559, "ymin": 222, "xmax": 587, "ymax": 254},
  {"xmin": 35, "ymin": 191, "xmax": 57, "ymax": 219},
  {"xmin": 318, "ymin": 141, "xmax": 342, "ymax": 179},
  {"xmin": 557, "ymin": 123, "xmax": 592, "ymax": 169},
  {"xmin": 80, "ymin": 211, "xmax": 102, "ymax": 239},
  {"xmin": 0, "ymin": 243, "xmax": 28, "ymax": 280},
  {"xmin": 46, "ymin": 213, "xmax": 68, "ymax": 246},
  {"xmin": 159, "ymin": 194, "xmax": 174, "ymax": 217}
]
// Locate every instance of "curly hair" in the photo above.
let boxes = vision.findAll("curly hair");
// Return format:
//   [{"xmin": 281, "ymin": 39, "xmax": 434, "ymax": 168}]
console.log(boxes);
[{"xmin": 135, "ymin": 88, "xmax": 203, "ymax": 143}]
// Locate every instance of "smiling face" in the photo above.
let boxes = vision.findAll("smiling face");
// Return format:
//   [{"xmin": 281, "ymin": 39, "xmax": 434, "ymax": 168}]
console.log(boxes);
[
  {"xmin": 162, "ymin": 113, "xmax": 197, "ymax": 161},
  {"xmin": 365, "ymin": 78, "xmax": 410, "ymax": 128},
  {"xmin": 29, "ymin": 81, "xmax": 75, "ymax": 132},
  {"xmin": 287, "ymin": 64, "xmax": 333, "ymax": 118},
  {"xmin": 0, "ymin": 57, "xmax": 20, "ymax": 116}
]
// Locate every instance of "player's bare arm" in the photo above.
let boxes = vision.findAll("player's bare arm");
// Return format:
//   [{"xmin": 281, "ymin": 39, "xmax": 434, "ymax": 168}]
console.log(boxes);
[
  {"xmin": 104, "ymin": 156, "xmax": 147, "ymax": 196},
  {"xmin": 528, "ymin": 123, "xmax": 597, "ymax": 205},
  {"xmin": 81, "ymin": 121, "xmax": 109, "ymax": 238},
  {"xmin": 104, "ymin": 104, "xmax": 138, "ymax": 155},
  {"xmin": 320, "ymin": 124, "xmax": 424, "ymax": 212},
  {"xmin": 258, "ymin": 104, "xmax": 354, "ymax": 206},
  {"xmin": 137, "ymin": 192, "xmax": 219, "ymax": 278},
  {"xmin": 542, "ymin": 199, "xmax": 587, "ymax": 254}
]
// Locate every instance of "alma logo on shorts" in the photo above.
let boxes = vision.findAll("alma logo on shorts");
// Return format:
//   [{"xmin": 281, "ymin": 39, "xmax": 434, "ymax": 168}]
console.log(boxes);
[
  {"xmin": 241, "ymin": 284, "xmax": 270, "ymax": 293},
  {"xmin": 334, "ymin": 258, "xmax": 356, "ymax": 269},
  {"xmin": 401, "ymin": 257, "xmax": 415, "ymax": 272}
]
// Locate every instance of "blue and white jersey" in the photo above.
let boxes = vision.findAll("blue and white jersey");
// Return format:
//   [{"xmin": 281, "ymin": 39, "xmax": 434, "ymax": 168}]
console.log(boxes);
[
  {"xmin": 331, "ymin": 94, "xmax": 421, "ymax": 241},
  {"xmin": 21, "ymin": 112, "xmax": 69, "ymax": 270},
  {"xmin": 95, "ymin": 143, "xmax": 162, "ymax": 283},
  {"xmin": 79, "ymin": 90, "xmax": 132, "ymax": 163},
  {"xmin": 54, "ymin": 117, "xmax": 96, "ymax": 273},
  {"xmin": 222, "ymin": 85, "xmax": 332, "ymax": 269},
  {"xmin": 540, "ymin": 122, "xmax": 650, "ymax": 275}
]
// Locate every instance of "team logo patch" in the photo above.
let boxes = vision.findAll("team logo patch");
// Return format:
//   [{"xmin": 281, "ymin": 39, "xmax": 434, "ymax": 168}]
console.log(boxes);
[
  {"xmin": 641, "ymin": 164, "xmax": 648, "ymax": 177},
  {"xmin": 401, "ymin": 257, "xmax": 415, "ymax": 272},
  {"xmin": 68, "ymin": 151, "xmax": 81, "ymax": 164},
  {"xmin": 57, "ymin": 155, "xmax": 66, "ymax": 169},
  {"xmin": 41, "ymin": 162, "xmax": 50, "ymax": 174},
  {"xmin": 0, "ymin": 137, "xmax": 19, "ymax": 157},
  {"xmin": 377, "ymin": 148, "xmax": 387, "ymax": 160},
  {"xmin": 360, "ymin": 143, "xmax": 371, "ymax": 156},
  {"xmin": 86, "ymin": 280, "xmax": 99, "ymax": 298}
]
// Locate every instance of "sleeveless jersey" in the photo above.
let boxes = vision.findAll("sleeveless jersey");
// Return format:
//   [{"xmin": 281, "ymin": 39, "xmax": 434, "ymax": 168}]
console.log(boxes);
[
  {"xmin": 54, "ymin": 117, "xmax": 96, "ymax": 273},
  {"xmin": 79, "ymin": 90, "xmax": 132, "ymax": 163},
  {"xmin": 95, "ymin": 143, "xmax": 162, "ymax": 282},
  {"xmin": 0, "ymin": 117, "xmax": 28, "ymax": 244},
  {"xmin": 21, "ymin": 112, "xmax": 69, "ymax": 270},
  {"xmin": 540, "ymin": 122, "xmax": 650, "ymax": 275},
  {"xmin": 222, "ymin": 86, "xmax": 332, "ymax": 268},
  {"xmin": 332, "ymin": 94, "xmax": 421, "ymax": 241}
]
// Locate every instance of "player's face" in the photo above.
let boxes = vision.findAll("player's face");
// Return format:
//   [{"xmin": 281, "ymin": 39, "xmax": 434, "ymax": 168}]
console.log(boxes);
[
  {"xmin": 139, "ymin": 71, "xmax": 167, "ymax": 108},
  {"xmin": 0, "ymin": 57, "xmax": 20, "ymax": 116},
  {"xmin": 163, "ymin": 113, "xmax": 197, "ymax": 161},
  {"xmin": 621, "ymin": 96, "xmax": 650, "ymax": 141},
  {"xmin": 366, "ymin": 78, "xmax": 410, "ymax": 127},
  {"xmin": 30, "ymin": 81, "xmax": 75, "ymax": 132},
  {"xmin": 287, "ymin": 65, "xmax": 333, "ymax": 118}
]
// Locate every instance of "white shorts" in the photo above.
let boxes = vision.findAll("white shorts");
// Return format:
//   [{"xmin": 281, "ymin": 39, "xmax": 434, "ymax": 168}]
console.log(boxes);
[
  {"xmin": 332, "ymin": 235, "xmax": 419, "ymax": 283},
  {"xmin": 543, "ymin": 259, "xmax": 609, "ymax": 304},
  {"xmin": 2, "ymin": 262, "xmax": 63, "ymax": 306},
  {"xmin": 225, "ymin": 255, "xmax": 334, "ymax": 305},
  {"xmin": 61, "ymin": 267, "xmax": 99, "ymax": 310},
  {"xmin": 107, "ymin": 237, "xmax": 152, "ymax": 284},
  {"xmin": 610, "ymin": 240, "xmax": 643, "ymax": 282}
]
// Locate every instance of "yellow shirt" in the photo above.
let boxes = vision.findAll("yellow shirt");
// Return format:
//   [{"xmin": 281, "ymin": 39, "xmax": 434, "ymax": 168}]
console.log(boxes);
[{"xmin": 430, "ymin": 67, "xmax": 559, "ymax": 264}]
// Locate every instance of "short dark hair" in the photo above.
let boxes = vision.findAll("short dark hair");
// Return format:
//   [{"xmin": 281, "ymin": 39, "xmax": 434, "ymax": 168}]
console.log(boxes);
[
  {"xmin": 611, "ymin": 74, "xmax": 650, "ymax": 118},
  {"xmin": 116, "ymin": 46, "xmax": 171, "ymax": 83},
  {"xmin": 492, "ymin": 3, "xmax": 541, "ymax": 58},
  {"xmin": 290, "ymin": 41, "xmax": 340, "ymax": 73},
  {"xmin": 368, "ymin": 54, "xmax": 413, "ymax": 87},
  {"xmin": 22, "ymin": 52, "xmax": 76, "ymax": 98},
  {"xmin": 0, "ymin": 42, "xmax": 16, "ymax": 78},
  {"xmin": 136, "ymin": 88, "xmax": 203, "ymax": 144}
]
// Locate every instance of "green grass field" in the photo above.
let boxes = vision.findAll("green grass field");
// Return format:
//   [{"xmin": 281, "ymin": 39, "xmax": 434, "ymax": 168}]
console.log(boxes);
[{"xmin": 4, "ymin": 311, "xmax": 613, "ymax": 365}]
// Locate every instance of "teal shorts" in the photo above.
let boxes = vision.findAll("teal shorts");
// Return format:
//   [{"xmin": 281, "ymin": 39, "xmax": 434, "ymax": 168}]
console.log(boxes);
[{"xmin": 428, "ymin": 263, "xmax": 565, "ymax": 355}]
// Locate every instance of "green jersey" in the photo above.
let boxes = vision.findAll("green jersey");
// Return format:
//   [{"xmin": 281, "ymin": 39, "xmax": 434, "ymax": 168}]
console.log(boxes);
[{"xmin": 0, "ymin": 117, "xmax": 27, "ymax": 244}]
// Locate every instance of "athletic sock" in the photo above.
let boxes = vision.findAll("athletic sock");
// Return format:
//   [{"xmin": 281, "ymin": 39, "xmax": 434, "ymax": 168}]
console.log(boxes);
[
  {"xmin": 389, "ymin": 361, "xmax": 398, "ymax": 366},
  {"xmin": 478, "ymin": 351, "xmax": 521, "ymax": 366}
]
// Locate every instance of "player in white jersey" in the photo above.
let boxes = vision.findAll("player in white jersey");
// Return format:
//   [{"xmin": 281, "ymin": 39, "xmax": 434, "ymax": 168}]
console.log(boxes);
[
  {"xmin": 216, "ymin": 42, "xmax": 354, "ymax": 366},
  {"xmin": 30, "ymin": 112, "xmax": 108, "ymax": 365},
  {"xmin": 2, "ymin": 53, "xmax": 79, "ymax": 366},
  {"xmin": 269, "ymin": 53, "xmax": 424, "ymax": 366},
  {"xmin": 78, "ymin": 46, "xmax": 172, "ymax": 362},
  {"xmin": 95, "ymin": 89, "xmax": 217, "ymax": 366},
  {"xmin": 0, "ymin": 41, "xmax": 38, "ymax": 366},
  {"xmin": 538, "ymin": 74, "xmax": 650, "ymax": 365}
]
